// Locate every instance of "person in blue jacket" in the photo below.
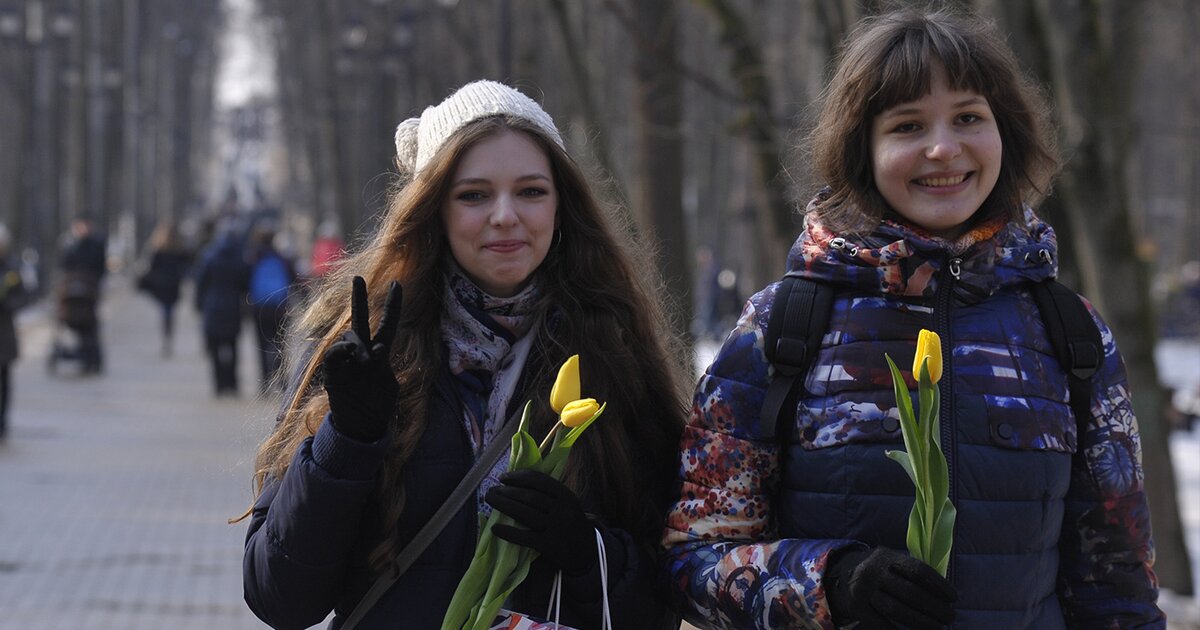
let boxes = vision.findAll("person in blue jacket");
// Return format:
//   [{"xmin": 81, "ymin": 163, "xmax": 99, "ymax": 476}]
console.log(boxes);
[
  {"xmin": 239, "ymin": 80, "xmax": 687, "ymax": 629},
  {"xmin": 662, "ymin": 7, "xmax": 1164, "ymax": 629}
]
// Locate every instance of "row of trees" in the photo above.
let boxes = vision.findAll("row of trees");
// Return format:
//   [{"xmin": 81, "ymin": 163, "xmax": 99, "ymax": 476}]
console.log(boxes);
[
  {"xmin": 255, "ymin": 0, "xmax": 1196, "ymax": 595},
  {"xmin": 0, "ymin": 0, "xmax": 219, "ymax": 283},
  {"xmin": 0, "ymin": 0, "xmax": 1192, "ymax": 594}
]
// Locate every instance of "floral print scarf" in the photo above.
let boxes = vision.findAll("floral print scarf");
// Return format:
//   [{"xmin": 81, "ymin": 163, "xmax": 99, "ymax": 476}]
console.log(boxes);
[{"xmin": 440, "ymin": 263, "xmax": 541, "ymax": 510}]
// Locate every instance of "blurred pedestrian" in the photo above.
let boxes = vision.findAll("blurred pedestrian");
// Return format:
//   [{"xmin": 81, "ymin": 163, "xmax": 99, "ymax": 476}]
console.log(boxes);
[
  {"xmin": 246, "ymin": 225, "xmax": 297, "ymax": 392},
  {"xmin": 309, "ymin": 215, "xmax": 345, "ymax": 279},
  {"xmin": 0, "ymin": 224, "xmax": 32, "ymax": 441},
  {"xmin": 193, "ymin": 222, "xmax": 250, "ymax": 397},
  {"xmin": 137, "ymin": 220, "xmax": 193, "ymax": 358},
  {"xmin": 57, "ymin": 215, "xmax": 107, "ymax": 374}
]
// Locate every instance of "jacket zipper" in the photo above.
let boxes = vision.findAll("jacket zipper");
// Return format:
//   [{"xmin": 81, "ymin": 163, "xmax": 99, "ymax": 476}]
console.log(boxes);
[{"xmin": 935, "ymin": 256, "xmax": 960, "ymax": 581}]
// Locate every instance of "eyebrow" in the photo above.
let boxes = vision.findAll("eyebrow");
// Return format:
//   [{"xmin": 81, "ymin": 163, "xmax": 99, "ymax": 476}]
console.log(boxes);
[
  {"xmin": 881, "ymin": 96, "xmax": 989, "ymax": 118},
  {"xmin": 450, "ymin": 174, "xmax": 553, "ymax": 187}
]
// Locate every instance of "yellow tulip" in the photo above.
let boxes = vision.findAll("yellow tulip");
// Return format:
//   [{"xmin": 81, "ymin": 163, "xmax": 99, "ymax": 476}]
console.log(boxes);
[
  {"xmin": 549, "ymin": 354, "xmax": 580, "ymax": 414},
  {"xmin": 913, "ymin": 329, "xmax": 943, "ymax": 383},
  {"xmin": 560, "ymin": 398, "xmax": 599, "ymax": 428}
]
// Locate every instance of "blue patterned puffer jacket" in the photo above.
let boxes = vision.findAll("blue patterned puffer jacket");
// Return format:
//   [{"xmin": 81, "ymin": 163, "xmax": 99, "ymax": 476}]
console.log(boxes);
[{"xmin": 662, "ymin": 210, "xmax": 1164, "ymax": 629}]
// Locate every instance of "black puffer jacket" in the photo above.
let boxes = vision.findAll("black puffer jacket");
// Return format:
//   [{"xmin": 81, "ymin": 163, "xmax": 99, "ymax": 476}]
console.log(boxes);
[{"xmin": 244, "ymin": 367, "xmax": 670, "ymax": 630}]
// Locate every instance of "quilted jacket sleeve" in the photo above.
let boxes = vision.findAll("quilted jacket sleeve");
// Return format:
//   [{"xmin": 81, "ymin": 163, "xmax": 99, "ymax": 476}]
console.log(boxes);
[
  {"xmin": 243, "ymin": 416, "xmax": 390, "ymax": 630},
  {"xmin": 1057, "ymin": 302, "xmax": 1166, "ymax": 628},
  {"xmin": 661, "ymin": 288, "xmax": 858, "ymax": 630}
]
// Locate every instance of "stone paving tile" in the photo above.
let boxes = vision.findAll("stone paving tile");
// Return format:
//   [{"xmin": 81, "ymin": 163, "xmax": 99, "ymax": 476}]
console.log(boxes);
[{"xmin": 0, "ymin": 277, "xmax": 273, "ymax": 629}]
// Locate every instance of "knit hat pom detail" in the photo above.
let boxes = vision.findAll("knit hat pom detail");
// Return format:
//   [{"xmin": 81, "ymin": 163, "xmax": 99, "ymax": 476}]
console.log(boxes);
[{"xmin": 394, "ymin": 117, "xmax": 421, "ymax": 174}]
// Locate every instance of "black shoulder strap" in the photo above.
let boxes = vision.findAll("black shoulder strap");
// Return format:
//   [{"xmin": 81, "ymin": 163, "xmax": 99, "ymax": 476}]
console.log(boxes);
[
  {"xmin": 1029, "ymin": 279, "xmax": 1103, "ymax": 434},
  {"xmin": 339, "ymin": 404, "xmax": 522, "ymax": 630},
  {"xmin": 761, "ymin": 272, "xmax": 834, "ymax": 442}
]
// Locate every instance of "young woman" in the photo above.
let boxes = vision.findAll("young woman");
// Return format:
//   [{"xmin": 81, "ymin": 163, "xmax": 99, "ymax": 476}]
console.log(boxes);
[
  {"xmin": 241, "ymin": 80, "xmax": 687, "ymax": 629},
  {"xmin": 662, "ymin": 8, "xmax": 1164, "ymax": 629}
]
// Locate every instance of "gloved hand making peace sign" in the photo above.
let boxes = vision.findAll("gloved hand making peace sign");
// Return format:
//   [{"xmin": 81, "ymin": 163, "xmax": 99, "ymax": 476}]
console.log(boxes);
[{"xmin": 322, "ymin": 276, "xmax": 403, "ymax": 442}]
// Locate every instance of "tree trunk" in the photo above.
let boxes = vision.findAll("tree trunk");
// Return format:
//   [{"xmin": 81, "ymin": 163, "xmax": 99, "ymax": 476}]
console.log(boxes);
[
  {"xmin": 692, "ymin": 0, "xmax": 793, "ymax": 290},
  {"xmin": 1030, "ymin": 0, "xmax": 1193, "ymax": 594},
  {"xmin": 631, "ymin": 0, "xmax": 692, "ymax": 345}
]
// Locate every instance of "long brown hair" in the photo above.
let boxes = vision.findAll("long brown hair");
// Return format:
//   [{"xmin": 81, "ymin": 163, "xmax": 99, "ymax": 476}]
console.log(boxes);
[
  {"xmin": 806, "ymin": 5, "xmax": 1060, "ymax": 233},
  {"xmin": 246, "ymin": 114, "xmax": 688, "ymax": 573}
]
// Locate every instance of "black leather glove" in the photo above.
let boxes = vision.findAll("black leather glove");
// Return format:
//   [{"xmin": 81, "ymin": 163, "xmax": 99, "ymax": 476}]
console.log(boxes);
[
  {"xmin": 486, "ymin": 470, "xmax": 596, "ymax": 576},
  {"xmin": 322, "ymin": 276, "xmax": 403, "ymax": 442},
  {"xmin": 825, "ymin": 547, "xmax": 956, "ymax": 630}
]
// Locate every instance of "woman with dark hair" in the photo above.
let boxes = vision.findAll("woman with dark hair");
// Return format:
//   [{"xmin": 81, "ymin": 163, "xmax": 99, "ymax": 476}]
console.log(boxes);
[
  {"xmin": 240, "ymin": 80, "xmax": 687, "ymax": 629},
  {"xmin": 663, "ymin": 7, "xmax": 1162, "ymax": 629}
]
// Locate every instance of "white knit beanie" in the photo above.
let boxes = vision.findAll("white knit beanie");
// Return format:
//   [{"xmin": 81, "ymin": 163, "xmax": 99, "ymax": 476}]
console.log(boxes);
[{"xmin": 394, "ymin": 80, "xmax": 564, "ymax": 175}]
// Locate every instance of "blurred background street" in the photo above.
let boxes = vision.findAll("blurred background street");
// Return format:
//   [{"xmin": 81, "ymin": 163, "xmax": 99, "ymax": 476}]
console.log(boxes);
[
  {"xmin": 0, "ymin": 277, "xmax": 273, "ymax": 629},
  {"xmin": 0, "ymin": 0, "xmax": 1197, "ymax": 627}
]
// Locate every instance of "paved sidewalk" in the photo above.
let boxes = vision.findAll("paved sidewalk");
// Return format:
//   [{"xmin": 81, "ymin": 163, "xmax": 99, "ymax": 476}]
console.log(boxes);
[{"xmin": 0, "ymin": 276, "xmax": 274, "ymax": 629}]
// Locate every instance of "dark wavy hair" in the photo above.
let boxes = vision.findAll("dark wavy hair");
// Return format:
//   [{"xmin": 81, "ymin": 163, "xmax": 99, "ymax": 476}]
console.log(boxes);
[
  {"xmin": 806, "ymin": 5, "xmax": 1060, "ymax": 233},
  {"xmin": 244, "ymin": 114, "xmax": 689, "ymax": 573}
]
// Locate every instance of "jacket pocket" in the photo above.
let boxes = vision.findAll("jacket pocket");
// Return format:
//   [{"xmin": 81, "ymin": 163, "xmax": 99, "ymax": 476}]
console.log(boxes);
[
  {"xmin": 979, "ymin": 394, "xmax": 1077, "ymax": 454},
  {"xmin": 794, "ymin": 391, "xmax": 905, "ymax": 451}
]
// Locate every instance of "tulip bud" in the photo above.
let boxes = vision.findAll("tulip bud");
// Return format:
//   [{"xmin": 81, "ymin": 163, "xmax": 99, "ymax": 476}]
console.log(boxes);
[
  {"xmin": 560, "ymin": 398, "xmax": 599, "ymax": 428},
  {"xmin": 913, "ymin": 329, "xmax": 943, "ymax": 384},
  {"xmin": 549, "ymin": 354, "xmax": 581, "ymax": 414}
]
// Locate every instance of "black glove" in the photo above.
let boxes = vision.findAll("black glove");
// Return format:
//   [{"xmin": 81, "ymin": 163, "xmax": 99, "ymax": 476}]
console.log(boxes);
[
  {"xmin": 486, "ymin": 470, "xmax": 596, "ymax": 576},
  {"xmin": 322, "ymin": 276, "xmax": 403, "ymax": 442},
  {"xmin": 825, "ymin": 547, "xmax": 956, "ymax": 630}
]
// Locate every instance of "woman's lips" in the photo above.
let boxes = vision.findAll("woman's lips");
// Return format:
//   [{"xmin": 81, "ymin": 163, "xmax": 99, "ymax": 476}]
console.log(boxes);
[{"xmin": 485, "ymin": 240, "xmax": 525, "ymax": 253}]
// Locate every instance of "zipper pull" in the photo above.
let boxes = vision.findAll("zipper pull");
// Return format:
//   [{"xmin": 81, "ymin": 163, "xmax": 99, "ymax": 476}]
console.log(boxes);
[{"xmin": 948, "ymin": 258, "xmax": 962, "ymax": 279}]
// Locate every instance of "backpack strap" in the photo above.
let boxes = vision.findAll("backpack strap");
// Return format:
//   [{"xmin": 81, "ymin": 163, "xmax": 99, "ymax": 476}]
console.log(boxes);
[
  {"xmin": 1029, "ymin": 279, "xmax": 1103, "ymax": 437},
  {"xmin": 761, "ymin": 272, "xmax": 834, "ymax": 442}
]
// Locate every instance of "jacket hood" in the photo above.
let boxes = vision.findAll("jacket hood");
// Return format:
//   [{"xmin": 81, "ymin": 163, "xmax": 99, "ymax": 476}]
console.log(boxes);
[{"xmin": 786, "ymin": 195, "xmax": 1058, "ymax": 304}]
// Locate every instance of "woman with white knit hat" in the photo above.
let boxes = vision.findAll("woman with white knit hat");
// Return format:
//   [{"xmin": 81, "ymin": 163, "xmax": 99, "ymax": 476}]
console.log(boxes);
[{"xmin": 240, "ymin": 80, "xmax": 687, "ymax": 629}]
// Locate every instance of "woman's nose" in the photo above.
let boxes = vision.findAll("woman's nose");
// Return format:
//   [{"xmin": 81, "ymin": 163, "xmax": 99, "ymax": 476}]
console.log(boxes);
[
  {"xmin": 489, "ymin": 196, "xmax": 519, "ymax": 227},
  {"xmin": 925, "ymin": 127, "xmax": 963, "ymax": 161}
]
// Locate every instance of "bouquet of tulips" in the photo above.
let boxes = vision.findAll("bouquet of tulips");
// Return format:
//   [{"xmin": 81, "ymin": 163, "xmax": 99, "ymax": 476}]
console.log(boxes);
[
  {"xmin": 883, "ymin": 329, "xmax": 956, "ymax": 577},
  {"xmin": 441, "ymin": 355, "xmax": 605, "ymax": 630}
]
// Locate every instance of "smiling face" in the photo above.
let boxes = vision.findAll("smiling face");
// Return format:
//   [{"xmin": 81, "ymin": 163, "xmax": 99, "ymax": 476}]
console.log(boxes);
[
  {"xmin": 442, "ymin": 130, "xmax": 558, "ymax": 297},
  {"xmin": 870, "ymin": 65, "xmax": 1003, "ymax": 239}
]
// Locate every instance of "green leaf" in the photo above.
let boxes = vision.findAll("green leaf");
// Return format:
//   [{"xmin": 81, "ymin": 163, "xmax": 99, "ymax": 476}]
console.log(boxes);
[
  {"xmin": 929, "ymin": 384, "xmax": 942, "ymax": 448},
  {"xmin": 508, "ymin": 402, "xmax": 536, "ymax": 469},
  {"xmin": 905, "ymin": 500, "xmax": 927, "ymax": 561},
  {"xmin": 885, "ymin": 355, "xmax": 916, "ymax": 425},
  {"xmin": 441, "ymin": 513, "xmax": 501, "ymax": 629},
  {"xmin": 886, "ymin": 355, "xmax": 927, "ymax": 485},
  {"xmin": 885, "ymin": 450, "xmax": 919, "ymax": 487},
  {"xmin": 510, "ymin": 430, "xmax": 541, "ymax": 471},
  {"xmin": 467, "ymin": 542, "xmax": 536, "ymax": 630},
  {"xmin": 930, "ymin": 499, "xmax": 957, "ymax": 577}
]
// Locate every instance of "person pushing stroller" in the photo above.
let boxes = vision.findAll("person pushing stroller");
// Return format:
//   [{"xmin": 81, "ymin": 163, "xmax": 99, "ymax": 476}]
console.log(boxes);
[{"xmin": 51, "ymin": 216, "xmax": 107, "ymax": 375}]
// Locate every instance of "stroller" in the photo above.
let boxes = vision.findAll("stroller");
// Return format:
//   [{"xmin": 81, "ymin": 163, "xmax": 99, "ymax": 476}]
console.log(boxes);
[{"xmin": 47, "ymin": 270, "xmax": 101, "ymax": 375}]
